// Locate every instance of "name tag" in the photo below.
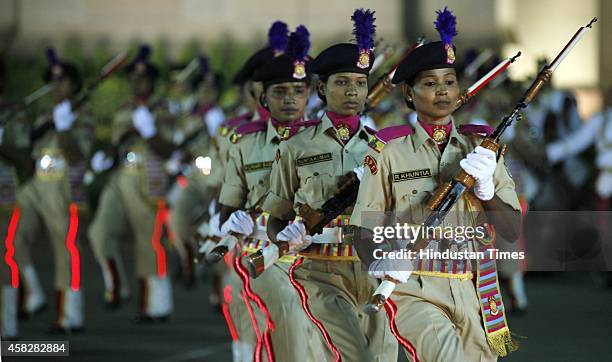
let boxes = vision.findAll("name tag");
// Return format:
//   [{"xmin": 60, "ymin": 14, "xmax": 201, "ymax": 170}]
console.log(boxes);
[
  {"xmin": 296, "ymin": 153, "xmax": 332, "ymax": 167},
  {"xmin": 243, "ymin": 161, "xmax": 273, "ymax": 173},
  {"xmin": 392, "ymin": 168, "xmax": 432, "ymax": 182}
]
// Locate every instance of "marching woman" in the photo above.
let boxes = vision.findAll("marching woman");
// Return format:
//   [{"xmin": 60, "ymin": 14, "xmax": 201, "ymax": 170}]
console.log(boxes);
[
  {"xmin": 350, "ymin": 7, "xmax": 521, "ymax": 361},
  {"xmin": 263, "ymin": 9, "xmax": 397, "ymax": 362}
]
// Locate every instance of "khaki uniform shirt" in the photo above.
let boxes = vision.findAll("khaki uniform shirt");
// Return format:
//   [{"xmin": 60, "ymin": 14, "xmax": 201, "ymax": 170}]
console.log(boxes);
[
  {"xmin": 350, "ymin": 120, "xmax": 521, "ymax": 274},
  {"xmin": 32, "ymin": 109, "xmax": 95, "ymax": 204},
  {"xmin": 263, "ymin": 114, "xmax": 371, "ymax": 221},
  {"xmin": 112, "ymin": 101, "xmax": 174, "ymax": 201},
  {"xmin": 218, "ymin": 121, "xmax": 282, "ymax": 210}
]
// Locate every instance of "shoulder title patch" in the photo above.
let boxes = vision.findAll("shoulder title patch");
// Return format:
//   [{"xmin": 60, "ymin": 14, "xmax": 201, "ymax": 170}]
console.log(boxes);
[{"xmin": 364, "ymin": 155, "xmax": 378, "ymax": 175}]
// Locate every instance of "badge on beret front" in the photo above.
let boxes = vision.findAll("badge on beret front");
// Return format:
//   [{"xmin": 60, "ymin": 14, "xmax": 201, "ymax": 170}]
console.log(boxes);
[
  {"xmin": 445, "ymin": 43, "xmax": 455, "ymax": 64},
  {"xmin": 135, "ymin": 61, "xmax": 147, "ymax": 75},
  {"xmin": 293, "ymin": 61, "xmax": 306, "ymax": 80},
  {"xmin": 51, "ymin": 64, "xmax": 63, "ymax": 78},
  {"xmin": 357, "ymin": 49, "xmax": 370, "ymax": 69}
]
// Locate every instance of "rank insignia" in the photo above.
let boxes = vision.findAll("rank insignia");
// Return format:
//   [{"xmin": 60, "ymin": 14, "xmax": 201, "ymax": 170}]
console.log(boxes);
[
  {"xmin": 367, "ymin": 136, "xmax": 385, "ymax": 153},
  {"xmin": 219, "ymin": 126, "xmax": 229, "ymax": 137},
  {"xmin": 230, "ymin": 132, "xmax": 242, "ymax": 144},
  {"xmin": 364, "ymin": 155, "xmax": 377, "ymax": 175}
]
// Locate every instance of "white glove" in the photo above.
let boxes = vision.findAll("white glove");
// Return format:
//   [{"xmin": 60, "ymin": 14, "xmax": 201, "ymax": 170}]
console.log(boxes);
[
  {"xmin": 353, "ymin": 166, "xmax": 365, "ymax": 181},
  {"xmin": 368, "ymin": 258, "xmax": 412, "ymax": 283},
  {"xmin": 221, "ymin": 210, "xmax": 254, "ymax": 236},
  {"xmin": 90, "ymin": 150, "xmax": 114, "ymax": 172},
  {"xmin": 596, "ymin": 171, "xmax": 612, "ymax": 199},
  {"xmin": 208, "ymin": 212, "xmax": 224, "ymax": 238},
  {"xmin": 460, "ymin": 146, "xmax": 497, "ymax": 201},
  {"xmin": 276, "ymin": 221, "xmax": 312, "ymax": 252},
  {"xmin": 546, "ymin": 142, "xmax": 565, "ymax": 164},
  {"xmin": 165, "ymin": 150, "xmax": 183, "ymax": 175},
  {"xmin": 53, "ymin": 100, "xmax": 76, "ymax": 131},
  {"xmin": 132, "ymin": 105, "xmax": 156, "ymax": 139}
]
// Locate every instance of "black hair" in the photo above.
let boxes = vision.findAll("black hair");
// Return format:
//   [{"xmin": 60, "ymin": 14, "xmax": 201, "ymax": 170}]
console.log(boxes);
[{"xmin": 316, "ymin": 76, "xmax": 328, "ymax": 105}]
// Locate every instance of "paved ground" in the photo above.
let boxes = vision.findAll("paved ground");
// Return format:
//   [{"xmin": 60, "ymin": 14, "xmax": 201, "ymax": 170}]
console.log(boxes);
[{"xmin": 4, "ymin": 239, "xmax": 612, "ymax": 362}]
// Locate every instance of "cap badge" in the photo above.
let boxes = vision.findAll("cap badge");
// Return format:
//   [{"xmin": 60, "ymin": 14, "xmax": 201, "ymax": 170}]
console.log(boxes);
[
  {"xmin": 293, "ymin": 60, "xmax": 306, "ymax": 80},
  {"xmin": 357, "ymin": 49, "xmax": 370, "ymax": 69}
]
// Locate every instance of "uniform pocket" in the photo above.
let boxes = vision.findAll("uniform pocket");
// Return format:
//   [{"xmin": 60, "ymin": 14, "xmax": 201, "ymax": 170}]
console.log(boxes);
[
  {"xmin": 297, "ymin": 168, "xmax": 336, "ymax": 208},
  {"xmin": 394, "ymin": 179, "xmax": 435, "ymax": 223}
]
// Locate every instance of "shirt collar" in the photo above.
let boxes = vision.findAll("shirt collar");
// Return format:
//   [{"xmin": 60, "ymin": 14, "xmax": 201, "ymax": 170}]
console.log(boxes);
[
  {"xmin": 265, "ymin": 120, "xmax": 281, "ymax": 144},
  {"xmin": 413, "ymin": 117, "xmax": 467, "ymax": 150},
  {"xmin": 319, "ymin": 112, "xmax": 369, "ymax": 142}
]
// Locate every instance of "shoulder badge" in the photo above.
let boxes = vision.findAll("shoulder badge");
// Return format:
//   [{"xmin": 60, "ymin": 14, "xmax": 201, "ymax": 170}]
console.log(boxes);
[
  {"xmin": 364, "ymin": 125, "xmax": 377, "ymax": 135},
  {"xmin": 235, "ymin": 120, "xmax": 267, "ymax": 135},
  {"xmin": 457, "ymin": 124, "xmax": 494, "ymax": 137},
  {"xmin": 220, "ymin": 112, "xmax": 253, "ymax": 136},
  {"xmin": 281, "ymin": 119, "xmax": 322, "ymax": 141},
  {"xmin": 367, "ymin": 125, "xmax": 414, "ymax": 153},
  {"xmin": 230, "ymin": 120, "xmax": 267, "ymax": 144},
  {"xmin": 230, "ymin": 132, "xmax": 242, "ymax": 144}
]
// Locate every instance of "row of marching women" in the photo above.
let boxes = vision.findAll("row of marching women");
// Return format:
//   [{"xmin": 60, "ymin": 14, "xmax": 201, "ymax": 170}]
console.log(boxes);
[{"xmin": 1, "ymin": 4, "xmax": 607, "ymax": 362}]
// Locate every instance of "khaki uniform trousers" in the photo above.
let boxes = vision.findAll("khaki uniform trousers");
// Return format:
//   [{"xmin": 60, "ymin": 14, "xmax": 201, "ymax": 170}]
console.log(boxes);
[
  {"xmin": 291, "ymin": 258, "xmax": 398, "ymax": 362},
  {"xmin": 392, "ymin": 274, "xmax": 497, "ymax": 362},
  {"xmin": 249, "ymin": 260, "xmax": 329, "ymax": 362},
  {"xmin": 14, "ymin": 179, "xmax": 84, "ymax": 290}
]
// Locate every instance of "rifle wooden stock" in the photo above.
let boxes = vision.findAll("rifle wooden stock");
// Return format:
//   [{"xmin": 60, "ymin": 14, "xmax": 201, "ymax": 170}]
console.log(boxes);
[{"xmin": 366, "ymin": 75, "xmax": 394, "ymax": 110}]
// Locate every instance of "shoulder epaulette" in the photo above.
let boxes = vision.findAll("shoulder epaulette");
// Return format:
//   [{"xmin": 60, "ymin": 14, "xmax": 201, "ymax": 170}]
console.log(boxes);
[
  {"xmin": 279, "ymin": 119, "xmax": 321, "ymax": 141},
  {"xmin": 457, "ymin": 124, "xmax": 494, "ymax": 137},
  {"xmin": 230, "ymin": 120, "xmax": 267, "ymax": 143},
  {"xmin": 367, "ymin": 124, "xmax": 414, "ymax": 153},
  {"xmin": 364, "ymin": 125, "xmax": 377, "ymax": 135},
  {"xmin": 219, "ymin": 112, "xmax": 252, "ymax": 136}
]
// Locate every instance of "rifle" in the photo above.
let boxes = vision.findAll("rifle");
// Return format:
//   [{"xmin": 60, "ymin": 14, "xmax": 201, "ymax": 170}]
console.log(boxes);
[
  {"xmin": 365, "ymin": 17, "xmax": 598, "ymax": 314},
  {"xmin": 243, "ymin": 53, "xmax": 520, "ymax": 279},
  {"xmin": 30, "ymin": 51, "xmax": 128, "ymax": 142},
  {"xmin": 0, "ymin": 84, "xmax": 53, "ymax": 126},
  {"xmin": 365, "ymin": 36, "xmax": 425, "ymax": 114}
]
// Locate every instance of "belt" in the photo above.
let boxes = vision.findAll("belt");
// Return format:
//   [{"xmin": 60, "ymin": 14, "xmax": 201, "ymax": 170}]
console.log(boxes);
[
  {"xmin": 123, "ymin": 151, "xmax": 143, "ymax": 167},
  {"xmin": 36, "ymin": 154, "xmax": 67, "ymax": 179}
]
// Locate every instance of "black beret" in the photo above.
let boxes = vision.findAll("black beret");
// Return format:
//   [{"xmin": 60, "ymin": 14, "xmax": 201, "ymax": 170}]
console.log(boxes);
[
  {"xmin": 125, "ymin": 61, "xmax": 160, "ymax": 80},
  {"xmin": 392, "ymin": 41, "xmax": 457, "ymax": 85},
  {"xmin": 43, "ymin": 62, "xmax": 83, "ymax": 91},
  {"xmin": 232, "ymin": 47, "xmax": 276, "ymax": 85},
  {"xmin": 251, "ymin": 54, "xmax": 310, "ymax": 88},
  {"xmin": 310, "ymin": 43, "xmax": 373, "ymax": 79}
]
